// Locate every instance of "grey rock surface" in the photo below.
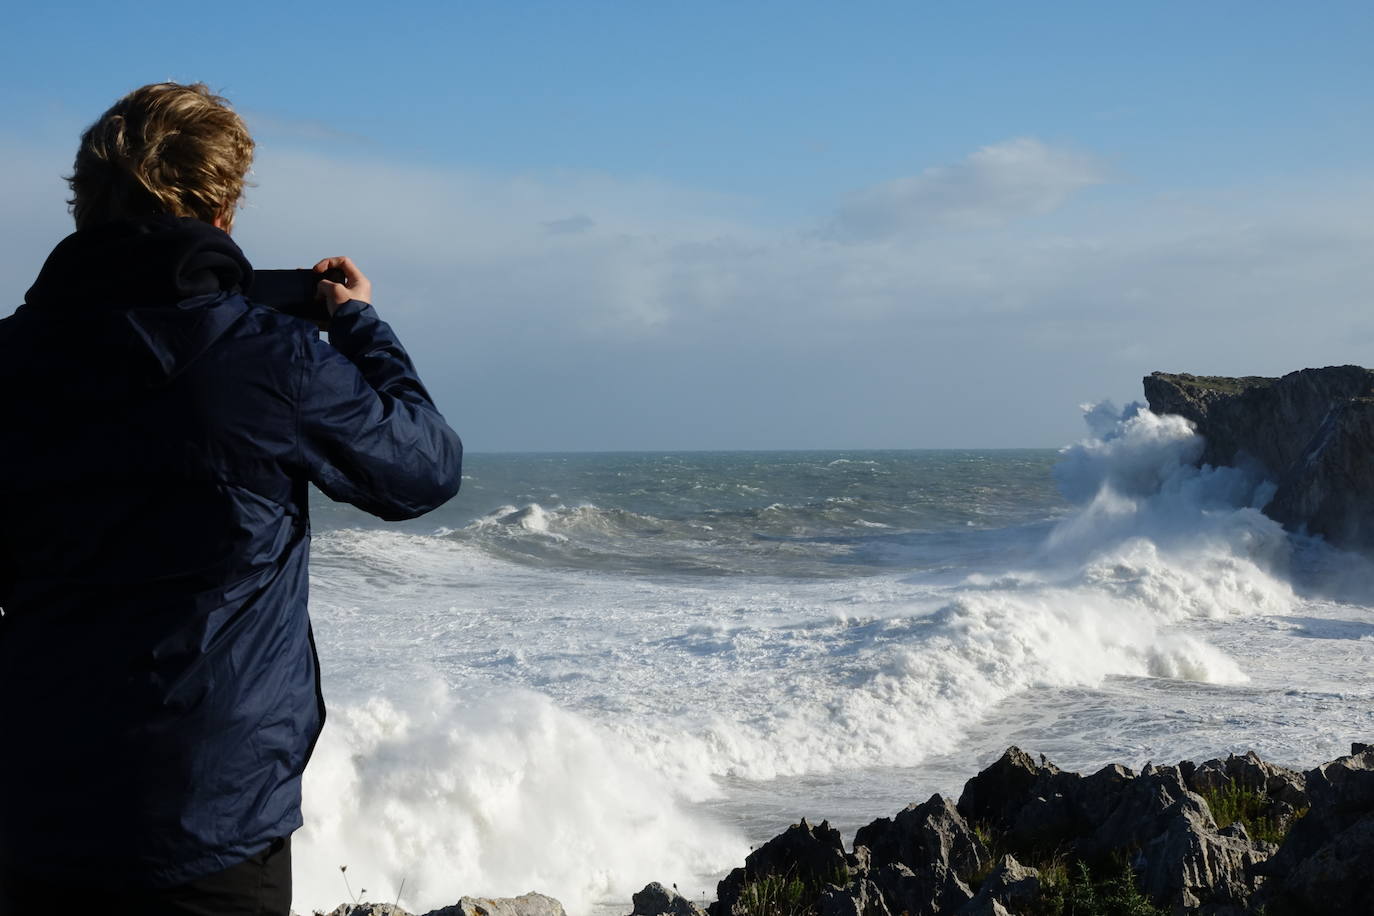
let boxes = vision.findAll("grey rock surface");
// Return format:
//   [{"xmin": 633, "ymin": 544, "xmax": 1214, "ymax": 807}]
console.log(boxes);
[
  {"xmin": 853, "ymin": 794, "xmax": 986, "ymax": 880},
  {"xmin": 710, "ymin": 818, "xmax": 850, "ymax": 916},
  {"xmin": 1185, "ymin": 751, "xmax": 1308, "ymax": 809},
  {"xmin": 816, "ymin": 878, "xmax": 892, "ymax": 916},
  {"xmin": 1083, "ymin": 764, "xmax": 1195, "ymax": 859},
  {"xmin": 956, "ymin": 747, "xmax": 1048, "ymax": 831},
  {"xmin": 1256, "ymin": 747, "xmax": 1374, "ymax": 913},
  {"xmin": 1134, "ymin": 796, "xmax": 1265, "ymax": 909},
  {"xmin": 629, "ymin": 883, "xmax": 707, "ymax": 916},
  {"xmin": 870, "ymin": 862, "xmax": 972, "ymax": 916},
  {"xmin": 1277, "ymin": 814, "xmax": 1374, "ymax": 914},
  {"xmin": 310, "ymin": 894, "xmax": 569, "ymax": 916},
  {"xmin": 956, "ymin": 855, "xmax": 1039, "ymax": 915},
  {"xmin": 425, "ymin": 893, "xmax": 568, "ymax": 916}
]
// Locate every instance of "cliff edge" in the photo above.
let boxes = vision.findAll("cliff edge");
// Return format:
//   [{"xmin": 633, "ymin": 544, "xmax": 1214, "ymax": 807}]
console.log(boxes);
[{"xmin": 1143, "ymin": 366, "xmax": 1374, "ymax": 550}]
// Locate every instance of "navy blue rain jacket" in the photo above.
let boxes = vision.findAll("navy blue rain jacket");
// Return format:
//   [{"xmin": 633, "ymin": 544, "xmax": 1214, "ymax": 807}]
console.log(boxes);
[{"xmin": 0, "ymin": 217, "xmax": 461, "ymax": 886}]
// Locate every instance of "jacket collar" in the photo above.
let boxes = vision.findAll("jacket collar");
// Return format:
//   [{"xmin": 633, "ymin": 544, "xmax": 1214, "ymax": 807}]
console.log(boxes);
[{"xmin": 25, "ymin": 215, "xmax": 253, "ymax": 311}]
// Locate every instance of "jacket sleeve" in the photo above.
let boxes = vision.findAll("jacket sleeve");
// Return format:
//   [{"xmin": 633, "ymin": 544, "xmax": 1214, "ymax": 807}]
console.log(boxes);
[{"xmin": 296, "ymin": 299, "xmax": 463, "ymax": 521}]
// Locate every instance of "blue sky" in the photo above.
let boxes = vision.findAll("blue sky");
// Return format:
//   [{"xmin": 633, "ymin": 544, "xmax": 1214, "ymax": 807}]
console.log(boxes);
[{"xmin": 3, "ymin": 2, "xmax": 1372, "ymax": 449}]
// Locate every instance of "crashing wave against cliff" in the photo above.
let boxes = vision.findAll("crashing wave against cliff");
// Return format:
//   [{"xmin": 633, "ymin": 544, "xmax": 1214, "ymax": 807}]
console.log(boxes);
[{"xmin": 1144, "ymin": 366, "xmax": 1374, "ymax": 551}]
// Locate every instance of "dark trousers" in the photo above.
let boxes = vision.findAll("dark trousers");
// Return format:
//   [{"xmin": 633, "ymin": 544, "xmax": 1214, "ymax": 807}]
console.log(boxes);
[{"xmin": 0, "ymin": 837, "xmax": 291, "ymax": 916}]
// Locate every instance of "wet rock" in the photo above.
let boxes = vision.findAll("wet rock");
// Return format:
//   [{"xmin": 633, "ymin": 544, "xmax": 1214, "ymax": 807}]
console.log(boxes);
[
  {"xmin": 853, "ymin": 794, "xmax": 986, "ymax": 880},
  {"xmin": 630, "ymin": 882, "xmax": 707, "ymax": 916}
]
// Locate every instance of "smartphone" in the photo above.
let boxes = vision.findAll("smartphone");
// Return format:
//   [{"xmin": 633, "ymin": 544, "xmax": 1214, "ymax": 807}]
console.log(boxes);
[{"xmin": 249, "ymin": 268, "xmax": 347, "ymax": 322}]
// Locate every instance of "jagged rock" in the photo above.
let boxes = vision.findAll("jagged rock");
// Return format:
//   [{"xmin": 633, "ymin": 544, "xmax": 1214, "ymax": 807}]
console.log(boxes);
[
  {"xmin": 1083, "ymin": 763, "xmax": 1193, "ymax": 860},
  {"xmin": 1073, "ymin": 763, "xmax": 1135, "ymax": 830},
  {"xmin": 956, "ymin": 748, "xmax": 1048, "ymax": 830},
  {"xmin": 1255, "ymin": 748, "xmax": 1374, "ymax": 913},
  {"xmin": 1264, "ymin": 746, "xmax": 1374, "ymax": 875},
  {"xmin": 322, "ymin": 905, "xmax": 412, "ymax": 916},
  {"xmin": 870, "ymin": 862, "xmax": 972, "ymax": 916},
  {"xmin": 424, "ymin": 893, "xmax": 568, "ymax": 916},
  {"xmin": 1004, "ymin": 783, "xmax": 1081, "ymax": 855},
  {"xmin": 1134, "ymin": 795, "xmax": 1266, "ymax": 909},
  {"xmin": 816, "ymin": 878, "xmax": 892, "ymax": 916},
  {"xmin": 1143, "ymin": 367, "xmax": 1374, "ymax": 549},
  {"xmin": 1275, "ymin": 814, "xmax": 1374, "ymax": 913},
  {"xmin": 630, "ymin": 882, "xmax": 707, "ymax": 916},
  {"xmin": 689, "ymin": 744, "xmax": 1374, "ymax": 916},
  {"xmin": 1185, "ymin": 751, "xmax": 1308, "ymax": 809},
  {"xmin": 853, "ymin": 794, "xmax": 986, "ymax": 880},
  {"xmin": 956, "ymin": 855, "xmax": 1039, "ymax": 915},
  {"xmin": 711, "ymin": 819, "xmax": 850, "ymax": 916},
  {"xmin": 958, "ymin": 748, "xmax": 1121, "ymax": 859},
  {"xmin": 1305, "ymin": 745, "xmax": 1374, "ymax": 813}
]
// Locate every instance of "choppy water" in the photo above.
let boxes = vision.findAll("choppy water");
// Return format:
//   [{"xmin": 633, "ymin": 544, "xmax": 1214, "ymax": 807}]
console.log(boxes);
[{"xmin": 292, "ymin": 406, "xmax": 1374, "ymax": 915}]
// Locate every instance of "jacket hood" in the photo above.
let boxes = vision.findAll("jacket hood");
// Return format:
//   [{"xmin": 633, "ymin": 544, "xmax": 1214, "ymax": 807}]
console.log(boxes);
[
  {"xmin": 22, "ymin": 216, "xmax": 257, "ymax": 385},
  {"xmin": 25, "ymin": 215, "xmax": 253, "ymax": 310}
]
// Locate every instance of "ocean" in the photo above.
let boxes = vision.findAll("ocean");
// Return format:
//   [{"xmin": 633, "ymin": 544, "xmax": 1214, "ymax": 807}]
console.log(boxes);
[{"xmin": 290, "ymin": 404, "xmax": 1374, "ymax": 915}]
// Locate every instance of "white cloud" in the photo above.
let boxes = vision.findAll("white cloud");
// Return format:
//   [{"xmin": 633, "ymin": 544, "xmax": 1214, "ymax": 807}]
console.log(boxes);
[
  {"xmin": 829, "ymin": 138, "xmax": 1108, "ymax": 241},
  {"xmin": 2, "ymin": 135, "xmax": 1370, "ymax": 449}
]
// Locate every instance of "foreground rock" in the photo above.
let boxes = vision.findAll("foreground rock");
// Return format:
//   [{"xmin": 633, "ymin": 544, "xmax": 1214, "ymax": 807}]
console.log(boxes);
[
  {"xmin": 1254, "ymin": 746, "xmax": 1374, "ymax": 914},
  {"xmin": 313, "ymin": 892, "xmax": 567, "ymax": 916},
  {"xmin": 1143, "ymin": 366, "xmax": 1374, "ymax": 549},
  {"xmin": 711, "ymin": 818, "xmax": 860, "ymax": 916},
  {"xmin": 630, "ymin": 883, "xmax": 708, "ymax": 916},
  {"xmin": 635, "ymin": 743, "xmax": 1374, "ymax": 916}
]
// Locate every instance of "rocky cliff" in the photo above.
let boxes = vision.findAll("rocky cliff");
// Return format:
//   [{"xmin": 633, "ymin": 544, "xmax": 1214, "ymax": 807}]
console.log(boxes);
[{"xmin": 1143, "ymin": 366, "xmax": 1374, "ymax": 550}]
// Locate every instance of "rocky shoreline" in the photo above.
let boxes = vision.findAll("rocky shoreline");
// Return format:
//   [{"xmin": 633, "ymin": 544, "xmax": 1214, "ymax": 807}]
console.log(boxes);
[
  {"xmin": 309, "ymin": 743, "xmax": 1372, "ymax": 916},
  {"xmin": 311, "ymin": 367, "xmax": 1374, "ymax": 916}
]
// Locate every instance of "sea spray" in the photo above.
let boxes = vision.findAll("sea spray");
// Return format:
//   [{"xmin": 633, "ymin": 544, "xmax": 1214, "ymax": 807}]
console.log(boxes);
[{"xmin": 294, "ymin": 682, "xmax": 745, "ymax": 914}]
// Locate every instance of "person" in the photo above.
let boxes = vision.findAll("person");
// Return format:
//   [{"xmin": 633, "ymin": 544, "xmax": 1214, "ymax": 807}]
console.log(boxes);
[{"xmin": 0, "ymin": 82, "xmax": 462, "ymax": 914}]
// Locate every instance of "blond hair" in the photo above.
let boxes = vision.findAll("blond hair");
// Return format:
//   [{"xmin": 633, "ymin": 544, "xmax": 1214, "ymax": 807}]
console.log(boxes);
[{"xmin": 68, "ymin": 82, "xmax": 254, "ymax": 231}]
